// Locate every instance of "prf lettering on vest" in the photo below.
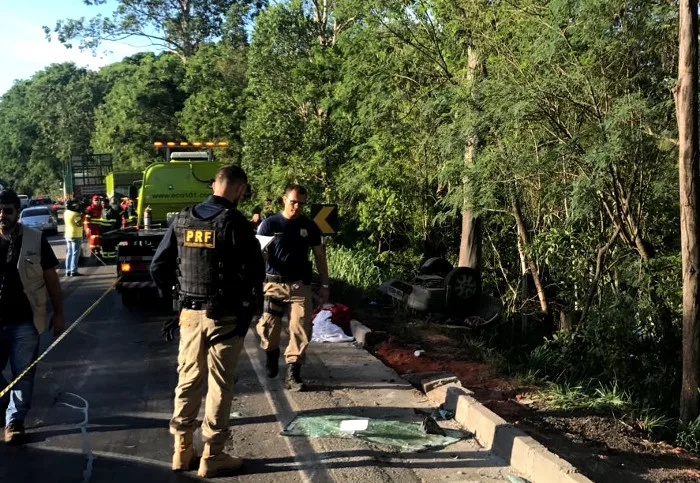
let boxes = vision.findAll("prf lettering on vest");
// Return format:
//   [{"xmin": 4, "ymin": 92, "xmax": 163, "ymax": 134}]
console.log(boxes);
[{"xmin": 183, "ymin": 229, "xmax": 216, "ymax": 248}]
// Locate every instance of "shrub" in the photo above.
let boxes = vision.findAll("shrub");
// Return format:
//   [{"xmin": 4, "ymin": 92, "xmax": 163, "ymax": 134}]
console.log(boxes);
[
  {"xmin": 677, "ymin": 417, "xmax": 700, "ymax": 455},
  {"xmin": 325, "ymin": 246, "xmax": 384, "ymax": 291}
]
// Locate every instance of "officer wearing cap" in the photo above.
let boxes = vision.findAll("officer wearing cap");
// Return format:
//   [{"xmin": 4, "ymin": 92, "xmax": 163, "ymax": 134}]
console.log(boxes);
[{"xmin": 150, "ymin": 165, "xmax": 264, "ymax": 478}]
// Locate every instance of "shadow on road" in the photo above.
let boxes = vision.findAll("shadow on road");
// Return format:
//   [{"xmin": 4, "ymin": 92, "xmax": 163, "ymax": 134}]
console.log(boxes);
[{"xmin": 0, "ymin": 444, "xmax": 201, "ymax": 483}]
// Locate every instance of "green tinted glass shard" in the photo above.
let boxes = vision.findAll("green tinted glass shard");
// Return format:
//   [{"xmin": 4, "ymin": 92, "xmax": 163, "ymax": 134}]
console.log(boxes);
[{"xmin": 281, "ymin": 414, "xmax": 470, "ymax": 452}]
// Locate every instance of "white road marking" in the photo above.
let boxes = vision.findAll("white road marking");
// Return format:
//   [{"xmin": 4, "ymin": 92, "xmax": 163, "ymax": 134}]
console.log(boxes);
[
  {"xmin": 242, "ymin": 333, "xmax": 332, "ymax": 482},
  {"xmin": 57, "ymin": 392, "xmax": 94, "ymax": 483}
]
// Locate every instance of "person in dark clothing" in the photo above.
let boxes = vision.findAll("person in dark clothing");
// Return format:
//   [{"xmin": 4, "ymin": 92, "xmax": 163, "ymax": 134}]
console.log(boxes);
[
  {"xmin": 150, "ymin": 165, "xmax": 265, "ymax": 478},
  {"xmin": 103, "ymin": 196, "xmax": 123, "ymax": 232},
  {"xmin": 120, "ymin": 198, "xmax": 137, "ymax": 228},
  {"xmin": 0, "ymin": 189, "xmax": 65, "ymax": 444},
  {"xmin": 256, "ymin": 184, "xmax": 330, "ymax": 392},
  {"xmin": 249, "ymin": 206, "xmax": 263, "ymax": 232}
]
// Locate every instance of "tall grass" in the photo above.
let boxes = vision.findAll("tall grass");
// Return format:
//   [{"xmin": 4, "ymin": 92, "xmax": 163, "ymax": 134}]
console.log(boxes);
[
  {"xmin": 537, "ymin": 381, "xmax": 631, "ymax": 412},
  {"xmin": 677, "ymin": 417, "xmax": 700, "ymax": 454},
  {"xmin": 325, "ymin": 246, "xmax": 384, "ymax": 290}
]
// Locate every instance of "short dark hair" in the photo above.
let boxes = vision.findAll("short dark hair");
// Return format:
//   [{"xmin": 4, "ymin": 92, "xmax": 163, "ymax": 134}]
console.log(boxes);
[
  {"xmin": 284, "ymin": 184, "xmax": 307, "ymax": 197},
  {"xmin": 0, "ymin": 189, "xmax": 20, "ymax": 209},
  {"xmin": 216, "ymin": 164, "xmax": 248, "ymax": 185},
  {"xmin": 252, "ymin": 206, "xmax": 262, "ymax": 215}
]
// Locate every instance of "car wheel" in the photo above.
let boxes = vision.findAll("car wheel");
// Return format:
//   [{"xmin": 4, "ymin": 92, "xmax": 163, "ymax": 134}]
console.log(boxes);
[
  {"xmin": 445, "ymin": 267, "xmax": 481, "ymax": 312},
  {"xmin": 419, "ymin": 257, "xmax": 454, "ymax": 278}
]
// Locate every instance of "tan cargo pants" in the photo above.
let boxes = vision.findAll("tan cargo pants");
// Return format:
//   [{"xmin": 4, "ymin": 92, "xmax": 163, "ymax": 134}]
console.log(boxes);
[
  {"xmin": 170, "ymin": 309, "xmax": 245, "ymax": 445},
  {"xmin": 256, "ymin": 281, "xmax": 312, "ymax": 364}
]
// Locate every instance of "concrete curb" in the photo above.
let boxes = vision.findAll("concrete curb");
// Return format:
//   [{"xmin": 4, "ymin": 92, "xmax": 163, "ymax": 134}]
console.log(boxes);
[
  {"xmin": 349, "ymin": 319, "xmax": 387, "ymax": 348},
  {"xmin": 348, "ymin": 320, "xmax": 592, "ymax": 483}
]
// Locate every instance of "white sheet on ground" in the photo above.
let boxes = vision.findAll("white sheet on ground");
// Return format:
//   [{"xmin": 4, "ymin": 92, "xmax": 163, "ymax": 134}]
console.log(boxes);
[{"xmin": 311, "ymin": 310, "xmax": 355, "ymax": 343}]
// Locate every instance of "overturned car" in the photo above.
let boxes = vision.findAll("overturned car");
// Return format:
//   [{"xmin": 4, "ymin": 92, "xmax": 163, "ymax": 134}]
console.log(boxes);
[{"xmin": 379, "ymin": 257, "xmax": 501, "ymax": 327}]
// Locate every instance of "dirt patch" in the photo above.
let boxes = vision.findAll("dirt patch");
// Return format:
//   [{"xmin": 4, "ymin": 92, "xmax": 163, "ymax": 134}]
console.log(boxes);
[
  {"xmin": 373, "ymin": 339, "xmax": 514, "ymax": 400},
  {"xmin": 356, "ymin": 305, "xmax": 700, "ymax": 483},
  {"xmin": 516, "ymin": 414, "xmax": 700, "ymax": 483}
]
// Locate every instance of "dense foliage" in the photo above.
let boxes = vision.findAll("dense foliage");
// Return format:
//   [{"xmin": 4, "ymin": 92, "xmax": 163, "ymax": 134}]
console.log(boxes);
[{"xmin": 1, "ymin": 0, "xmax": 694, "ymax": 446}]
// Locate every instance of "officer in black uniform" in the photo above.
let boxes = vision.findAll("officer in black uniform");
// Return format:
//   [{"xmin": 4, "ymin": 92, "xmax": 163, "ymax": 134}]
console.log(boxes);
[{"xmin": 151, "ymin": 165, "xmax": 264, "ymax": 478}]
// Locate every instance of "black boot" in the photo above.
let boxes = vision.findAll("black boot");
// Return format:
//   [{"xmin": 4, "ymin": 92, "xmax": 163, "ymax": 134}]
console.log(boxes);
[
  {"xmin": 285, "ymin": 362, "xmax": 305, "ymax": 392},
  {"xmin": 265, "ymin": 348, "xmax": 280, "ymax": 379}
]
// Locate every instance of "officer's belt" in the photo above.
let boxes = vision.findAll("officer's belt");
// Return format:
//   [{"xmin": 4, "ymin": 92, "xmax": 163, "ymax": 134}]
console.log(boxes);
[
  {"xmin": 265, "ymin": 274, "xmax": 302, "ymax": 283},
  {"xmin": 181, "ymin": 296, "xmax": 208, "ymax": 310}
]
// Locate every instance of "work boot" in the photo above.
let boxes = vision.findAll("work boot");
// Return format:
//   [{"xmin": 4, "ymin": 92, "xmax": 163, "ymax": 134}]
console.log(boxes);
[
  {"xmin": 4, "ymin": 422, "xmax": 25, "ymax": 445},
  {"xmin": 197, "ymin": 442, "xmax": 243, "ymax": 478},
  {"xmin": 285, "ymin": 362, "xmax": 305, "ymax": 392},
  {"xmin": 265, "ymin": 348, "xmax": 280, "ymax": 378},
  {"xmin": 171, "ymin": 433, "xmax": 196, "ymax": 472}
]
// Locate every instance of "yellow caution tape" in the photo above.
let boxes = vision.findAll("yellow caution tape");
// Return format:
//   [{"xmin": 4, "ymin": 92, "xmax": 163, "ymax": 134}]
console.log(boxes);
[{"xmin": 0, "ymin": 281, "xmax": 117, "ymax": 400}]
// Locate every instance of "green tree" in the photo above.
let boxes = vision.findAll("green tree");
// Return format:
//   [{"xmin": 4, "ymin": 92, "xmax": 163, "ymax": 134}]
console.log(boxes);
[
  {"xmin": 242, "ymin": 0, "xmax": 350, "ymax": 203},
  {"xmin": 0, "ymin": 63, "xmax": 101, "ymax": 194},
  {"xmin": 178, "ymin": 31, "xmax": 248, "ymax": 162},
  {"xmin": 92, "ymin": 53, "xmax": 187, "ymax": 170},
  {"xmin": 45, "ymin": 0, "xmax": 266, "ymax": 60}
]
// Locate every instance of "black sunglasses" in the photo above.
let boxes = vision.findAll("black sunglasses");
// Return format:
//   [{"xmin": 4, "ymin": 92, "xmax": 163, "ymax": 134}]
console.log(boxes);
[
  {"xmin": 285, "ymin": 197, "xmax": 306, "ymax": 206},
  {"xmin": 0, "ymin": 208, "xmax": 16, "ymax": 215}
]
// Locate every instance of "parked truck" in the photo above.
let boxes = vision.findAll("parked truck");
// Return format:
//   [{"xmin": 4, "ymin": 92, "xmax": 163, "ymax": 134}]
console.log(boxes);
[
  {"xmin": 105, "ymin": 171, "xmax": 142, "ymax": 200},
  {"xmin": 102, "ymin": 142, "xmax": 228, "ymax": 305},
  {"xmin": 63, "ymin": 153, "xmax": 112, "ymax": 200}
]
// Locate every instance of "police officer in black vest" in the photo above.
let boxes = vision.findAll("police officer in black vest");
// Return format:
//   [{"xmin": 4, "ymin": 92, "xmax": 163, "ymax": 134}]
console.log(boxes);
[{"xmin": 151, "ymin": 165, "xmax": 264, "ymax": 478}]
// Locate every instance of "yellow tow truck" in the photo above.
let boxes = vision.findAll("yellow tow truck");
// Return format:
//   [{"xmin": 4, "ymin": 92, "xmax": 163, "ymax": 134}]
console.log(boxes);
[{"xmin": 102, "ymin": 142, "xmax": 228, "ymax": 305}]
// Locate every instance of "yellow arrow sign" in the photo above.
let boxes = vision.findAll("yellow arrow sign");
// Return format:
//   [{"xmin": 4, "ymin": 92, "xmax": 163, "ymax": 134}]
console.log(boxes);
[{"xmin": 313, "ymin": 205, "xmax": 336, "ymax": 234}]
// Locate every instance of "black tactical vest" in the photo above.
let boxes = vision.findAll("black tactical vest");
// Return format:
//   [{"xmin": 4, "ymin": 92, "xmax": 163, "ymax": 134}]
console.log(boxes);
[{"xmin": 174, "ymin": 206, "xmax": 243, "ymax": 306}]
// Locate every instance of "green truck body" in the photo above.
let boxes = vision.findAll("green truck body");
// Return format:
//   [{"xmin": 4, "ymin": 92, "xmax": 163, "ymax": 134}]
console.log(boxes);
[
  {"xmin": 135, "ymin": 159, "xmax": 223, "ymax": 226},
  {"xmin": 105, "ymin": 171, "xmax": 142, "ymax": 200}
]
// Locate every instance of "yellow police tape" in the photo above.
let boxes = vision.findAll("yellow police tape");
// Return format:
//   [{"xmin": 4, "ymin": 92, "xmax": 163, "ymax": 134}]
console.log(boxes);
[{"xmin": 0, "ymin": 282, "xmax": 116, "ymax": 400}]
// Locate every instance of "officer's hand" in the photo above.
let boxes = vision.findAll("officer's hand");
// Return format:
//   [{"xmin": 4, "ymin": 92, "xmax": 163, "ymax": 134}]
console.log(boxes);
[
  {"xmin": 51, "ymin": 313, "xmax": 66, "ymax": 337},
  {"xmin": 161, "ymin": 318, "xmax": 178, "ymax": 342},
  {"xmin": 319, "ymin": 286, "xmax": 330, "ymax": 305}
]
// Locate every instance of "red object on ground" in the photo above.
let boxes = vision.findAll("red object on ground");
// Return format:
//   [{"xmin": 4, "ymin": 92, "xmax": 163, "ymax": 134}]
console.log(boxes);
[
  {"xmin": 311, "ymin": 303, "xmax": 353, "ymax": 335},
  {"xmin": 328, "ymin": 303, "xmax": 352, "ymax": 335}
]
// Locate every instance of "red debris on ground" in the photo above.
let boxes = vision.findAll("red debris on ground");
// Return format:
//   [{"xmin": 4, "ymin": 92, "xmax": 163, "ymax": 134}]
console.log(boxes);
[
  {"xmin": 372, "ymin": 339, "xmax": 514, "ymax": 399},
  {"xmin": 356, "ymin": 308, "xmax": 700, "ymax": 482}
]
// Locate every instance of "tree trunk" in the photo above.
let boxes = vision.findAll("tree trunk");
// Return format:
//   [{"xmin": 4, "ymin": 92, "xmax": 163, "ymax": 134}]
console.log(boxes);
[
  {"xmin": 513, "ymin": 197, "xmax": 549, "ymax": 315},
  {"xmin": 460, "ymin": 214, "xmax": 481, "ymax": 269},
  {"xmin": 675, "ymin": 0, "xmax": 700, "ymax": 424},
  {"xmin": 518, "ymin": 236, "xmax": 529, "ymax": 334},
  {"xmin": 459, "ymin": 46, "xmax": 481, "ymax": 270},
  {"xmin": 579, "ymin": 226, "xmax": 621, "ymax": 326}
]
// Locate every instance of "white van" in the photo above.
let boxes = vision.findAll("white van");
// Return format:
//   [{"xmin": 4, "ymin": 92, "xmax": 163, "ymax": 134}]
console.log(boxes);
[{"xmin": 18, "ymin": 194, "xmax": 29, "ymax": 210}]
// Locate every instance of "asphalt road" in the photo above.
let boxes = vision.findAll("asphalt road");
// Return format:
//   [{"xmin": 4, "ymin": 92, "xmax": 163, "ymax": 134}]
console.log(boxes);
[{"xmin": 0, "ymin": 228, "xmax": 518, "ymax": 482}]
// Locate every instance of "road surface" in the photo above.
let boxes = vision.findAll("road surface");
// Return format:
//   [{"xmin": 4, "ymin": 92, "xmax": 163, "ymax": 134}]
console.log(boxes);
[{"xmin": 0, "ymin": 228, "xmax": 519, "ymax": 482}]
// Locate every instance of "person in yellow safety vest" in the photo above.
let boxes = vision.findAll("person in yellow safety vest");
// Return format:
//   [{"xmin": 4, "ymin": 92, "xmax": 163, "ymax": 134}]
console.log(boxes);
[
  {"xmin": 83, "ymin": 195, "xmax": 103, "ymax": 255},
  {"xmin": 63, "ymin": 200, "xmax": 84, "ymax": 277}
]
